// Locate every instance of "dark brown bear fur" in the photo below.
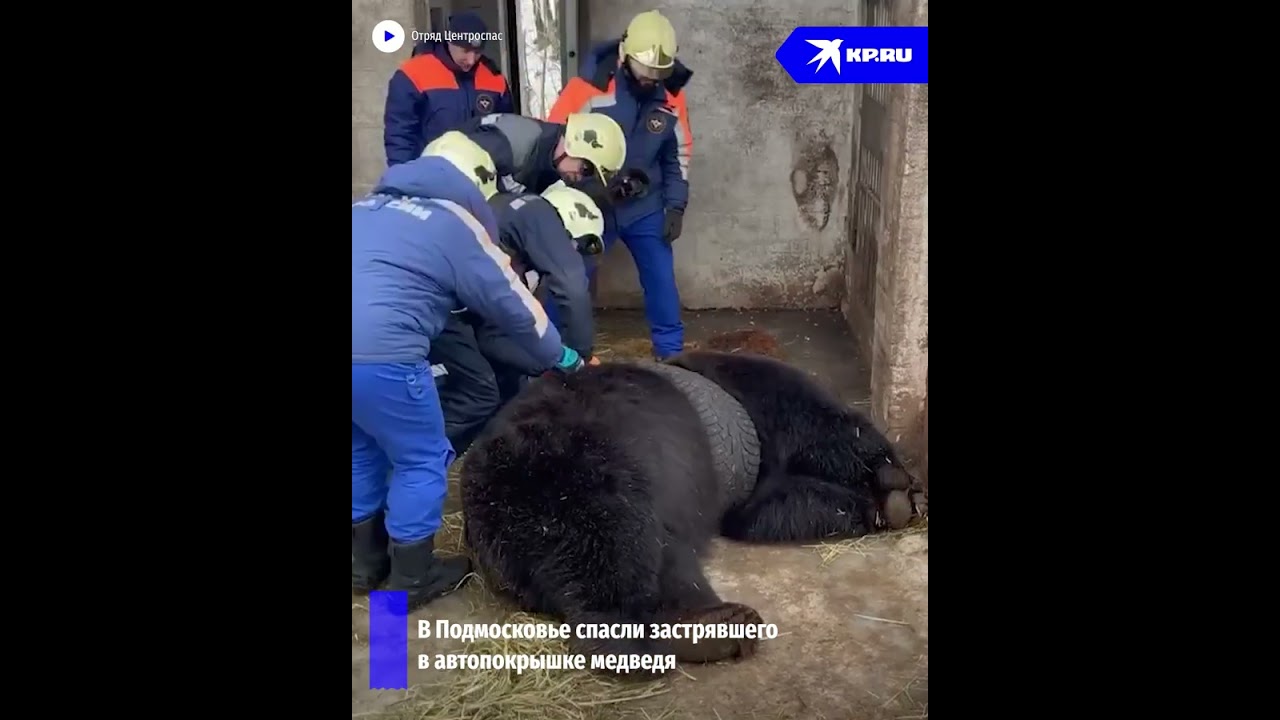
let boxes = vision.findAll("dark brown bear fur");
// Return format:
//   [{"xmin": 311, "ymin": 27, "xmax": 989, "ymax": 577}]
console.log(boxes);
[
  {"xmin": 459, "ymin": 363, "xmax": 765, "ymax": 677},
  {"xmin": 664, "ymin": 350, "xmax": 923, "ymax": 540}
]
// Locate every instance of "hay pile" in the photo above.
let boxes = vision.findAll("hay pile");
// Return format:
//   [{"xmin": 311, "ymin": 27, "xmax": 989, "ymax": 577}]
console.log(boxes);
[
  {"xmin": 374, "ymin": 612, "xmax": 672, "ymax": 720},
  {"xmin": 805, "ymin": 517, "xmax": 930, "ymax": 567},
  {"xmin": 357, "ymin": 510, "xmax": 673, "ymax": 720},
  {"xmin": 593, "ymin": 328, "xmax": 783, "ymax": 363},
  {"xmin": 592, "ymin": 335, "xmax": 677, "ymax": 361},
  {"xmin": 379, "ymin": 508, "xmax": 670, "ymax": 720},
  {"xmin": 434, "ymin": 510, "xmax": 467, "ymax": 555}
]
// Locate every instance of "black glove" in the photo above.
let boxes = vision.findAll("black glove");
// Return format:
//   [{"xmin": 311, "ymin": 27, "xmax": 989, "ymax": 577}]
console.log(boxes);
[
  {"xmin": 607, "ymin": 169, "xmax": 651, "ymax": 202},
  {"xmin": 663, "ymin": 209, "xmax": 684, "ymax": 244}
]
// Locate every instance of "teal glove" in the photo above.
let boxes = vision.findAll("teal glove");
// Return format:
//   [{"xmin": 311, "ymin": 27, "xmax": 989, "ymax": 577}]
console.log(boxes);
[{"xmin": 554, "ymin": 346, "xmax": 585, "ymax": 373}]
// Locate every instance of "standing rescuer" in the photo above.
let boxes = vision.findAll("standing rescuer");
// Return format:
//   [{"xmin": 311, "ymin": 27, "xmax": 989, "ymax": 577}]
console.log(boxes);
[
  {"xmin": 383, "ymin": 11, "xmax": 514, "ymax": 166},
  {"xmin": 547, "ymin": 10, "xmax": 693, "ymax": 360},
  {"xmin": 351, "ymin": 133, "xmax": 585, "ymax": 609}
]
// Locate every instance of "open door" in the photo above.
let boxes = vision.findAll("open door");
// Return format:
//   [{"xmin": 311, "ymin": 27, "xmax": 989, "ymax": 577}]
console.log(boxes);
[
  {"xmin": 512, "ymin": 0, "xmax": 577, "ymax": 118},
  {"xmin": 412, "ymin": 0, "xmax": 580, "ymax": 119},
  {"xmin": 415, "ymin": 0, "xmax": 536, "ymax": 114}
]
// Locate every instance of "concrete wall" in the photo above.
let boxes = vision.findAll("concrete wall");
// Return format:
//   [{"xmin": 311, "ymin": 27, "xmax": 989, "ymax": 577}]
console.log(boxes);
[
  {"xmin": 918, "ymin": 385, "xmax": 927, "ymax": 489},
  {"xmin": 353, "ymin": 0, "xmax": 416, "ymax": 199},
  {"xmin": 584, "ymin": 0, "xmax": 859, "ymax": 310}
]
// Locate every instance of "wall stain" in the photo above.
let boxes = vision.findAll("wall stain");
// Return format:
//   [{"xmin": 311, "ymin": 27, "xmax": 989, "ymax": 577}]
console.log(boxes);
[
  {"xmin": 791, "ymin": 130, "xmax": 840, "ymax": 230},
  {"xmin": 725, "ymin": 4, "xmax": 795, "ymax": 109},
  {"xmin": 588, "ymin": 3, "xmax": 858, "ymax": 310}
]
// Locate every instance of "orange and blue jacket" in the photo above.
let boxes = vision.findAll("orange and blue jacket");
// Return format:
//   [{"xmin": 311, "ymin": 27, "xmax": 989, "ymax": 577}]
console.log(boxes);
[
  {"xmin": 546, "ymin": 40, "xmax": 692, "ymax": 229},
  {"xmin": 383, "ymin": 40, "xmax": 513, "ymax": 166}
]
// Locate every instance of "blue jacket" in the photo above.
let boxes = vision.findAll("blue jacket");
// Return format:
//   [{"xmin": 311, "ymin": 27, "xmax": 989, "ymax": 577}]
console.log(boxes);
[
  {"xmin": 547, "ymin": 40, "xmax": 693, "ymax": 230},
  {"xmin": 383, "ymin": 40, "xmax": 514, "ymax": 166},
  {"xmin": 490, "ymin": 192, "xmax": 594, "ymax": 362},
  {"xmin": 352, "ymin": 156, "xmax": 563, "ymax": 368}
]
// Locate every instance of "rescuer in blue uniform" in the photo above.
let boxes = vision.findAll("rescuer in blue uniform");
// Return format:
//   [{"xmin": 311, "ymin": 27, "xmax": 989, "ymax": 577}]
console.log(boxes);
[
  {"xmin": 383, "ymin": 12, "xmax": 514, "ymax": 166},
  {"xmin": 425, "ymin": 131, "xmax": 607, "ymax": 455},
  {"xmin": 352, "ymin": 133, "xmax": 585, "ymax": 608},
  {"xmin": 546, "ymin": 10, "xmax": 693, "ymax": 360},
  {"xmin": 471, "ymin": 181, "xmax": 607, "ymax": 406}
]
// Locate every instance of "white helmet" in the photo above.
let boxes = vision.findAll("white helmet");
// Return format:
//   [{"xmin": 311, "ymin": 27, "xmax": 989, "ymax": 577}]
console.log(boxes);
[
  {"xmin": 542, "ymin": 181, "xmax": 605, "ymax": 248},
  {"xmin": 421, "ymin": 131, "xmax": 499, "ymax": 200},
  {"xmin": 563, "ymin": 113, "xmax": 627, "ymax": 185}
]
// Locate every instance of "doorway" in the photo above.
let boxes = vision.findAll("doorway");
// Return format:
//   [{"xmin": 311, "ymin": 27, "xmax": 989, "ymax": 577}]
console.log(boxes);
[{"xmin": 410, "ymin": 0, "xmax": 581, "ymax": 119}]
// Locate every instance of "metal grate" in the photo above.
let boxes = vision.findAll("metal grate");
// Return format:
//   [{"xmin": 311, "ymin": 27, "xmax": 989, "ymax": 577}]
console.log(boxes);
[{"xmin": 852, "ymin": 0, "xmax": 893, "ymax": 315}]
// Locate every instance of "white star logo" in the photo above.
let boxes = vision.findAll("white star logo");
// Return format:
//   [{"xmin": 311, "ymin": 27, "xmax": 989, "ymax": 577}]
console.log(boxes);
[{"xmin": 805, "ymin": 39, "xmax": 843, "ymax": 75}]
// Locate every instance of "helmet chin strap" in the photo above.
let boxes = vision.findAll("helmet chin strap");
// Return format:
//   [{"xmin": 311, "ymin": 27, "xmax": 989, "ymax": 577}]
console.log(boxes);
[{"xmin": 575, "ymin": 233, "xmax": 603, "ymax": 256}]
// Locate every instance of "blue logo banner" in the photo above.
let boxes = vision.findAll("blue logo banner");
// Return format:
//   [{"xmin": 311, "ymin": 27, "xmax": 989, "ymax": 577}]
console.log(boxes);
[
  {"xmin": 368, "ymin": 590, "xmax": 409, "ymax": 690},
  {"xmin": 775, "ymin": 26, "xmax": 928, "ymax": 84}
]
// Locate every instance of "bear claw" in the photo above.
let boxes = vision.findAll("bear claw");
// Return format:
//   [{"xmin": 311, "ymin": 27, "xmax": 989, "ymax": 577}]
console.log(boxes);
[
  {"xmin": 909, "ymin": 490, "xmax": 928, "ymax": 518},
  {"xmin": 667, "ymin": 602, "xmax": 765, "ymax": 663}
]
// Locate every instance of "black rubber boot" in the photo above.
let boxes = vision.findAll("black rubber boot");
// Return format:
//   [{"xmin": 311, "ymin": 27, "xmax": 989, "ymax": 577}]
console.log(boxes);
[
  {"xmin": 351, "ymin": 513, "xmax": 391, "ymax": 594},
  {"xmin": 387, "ymin": 535, "xmax": 472, "ymax": 610}
]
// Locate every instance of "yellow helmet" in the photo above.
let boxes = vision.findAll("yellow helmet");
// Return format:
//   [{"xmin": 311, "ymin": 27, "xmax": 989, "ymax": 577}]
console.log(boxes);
[
  {"xmin": 620, "ymin": 10, "xmax": 677, "ymax": 81},
  {"xmin": 421, "ymin": 131, "xmax": 499, "ymax": 200},
  {"xmin": 542, "ymin": 181, "xmax": 605, "ymax": 245},
  {"xmin": 563, "ymin": 113, "xmax": 627, "ymax": 185}
]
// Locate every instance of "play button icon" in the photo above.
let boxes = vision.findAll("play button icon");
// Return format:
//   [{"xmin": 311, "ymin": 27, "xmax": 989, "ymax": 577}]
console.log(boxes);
[{"xmin": 372, "ymin": 20, "xmax": 406, "ymax": 54}]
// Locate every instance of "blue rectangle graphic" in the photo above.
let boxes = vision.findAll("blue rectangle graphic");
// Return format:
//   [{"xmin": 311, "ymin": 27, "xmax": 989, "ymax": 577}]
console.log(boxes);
[
  {"xmin": 368, "ymin": 590, "xmax": 408, "ymax": 690},
  {"xmin": 775, "ymin": 26, "xmax": 928, "ymax": 84}
]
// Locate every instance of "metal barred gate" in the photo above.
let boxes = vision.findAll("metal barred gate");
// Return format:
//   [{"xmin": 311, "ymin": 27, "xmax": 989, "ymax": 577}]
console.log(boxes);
[{"xmin": 851, "ymin": 0, "xmax": 894, "ymax": 320}]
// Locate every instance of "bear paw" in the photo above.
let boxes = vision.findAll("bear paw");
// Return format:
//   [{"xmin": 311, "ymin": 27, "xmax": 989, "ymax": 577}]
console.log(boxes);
[
  {"xmin": 876, "ymin": 464, "xmax": 912, "ymax": 491},
  {"xmin": 881, "ymin": 490, "xmax": 914, "ymax": 530},
  {"xmin": 667, "ymin": 602, "xmax": 766, "ymax": 664},
  {"xmin": 875, "ymin": 464, "xmax": 927, "ymax": 529}
]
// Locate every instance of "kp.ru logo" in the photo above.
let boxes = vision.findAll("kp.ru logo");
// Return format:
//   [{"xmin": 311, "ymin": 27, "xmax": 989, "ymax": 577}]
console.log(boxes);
[{"xmin": 775, "ymin": 26, "xmax": 928, "ymax": 84}]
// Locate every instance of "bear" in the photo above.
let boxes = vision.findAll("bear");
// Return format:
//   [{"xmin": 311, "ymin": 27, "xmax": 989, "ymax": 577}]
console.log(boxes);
[
  {"xmin": 663, "ymin": 349, "xmax": 926, "ymax": 541},
  {"xmin": 459, "ymin": 363, "xmax": 766, "ymax": 677},
  {"xmin": 459, "ymin": 349, "xmax": 924, "ymax": 676}
]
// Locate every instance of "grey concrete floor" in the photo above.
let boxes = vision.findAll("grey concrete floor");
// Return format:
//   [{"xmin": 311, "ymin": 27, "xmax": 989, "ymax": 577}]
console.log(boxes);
[{"xmin": 594, "ymin": 308, "xmax": 871, "ymax": 406}]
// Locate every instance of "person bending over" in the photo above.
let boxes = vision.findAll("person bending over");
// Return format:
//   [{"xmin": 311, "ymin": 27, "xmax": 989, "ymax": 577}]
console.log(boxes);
[{"xmin": 351, "ymin": 133, "xmax": 585, "ymax": 610}]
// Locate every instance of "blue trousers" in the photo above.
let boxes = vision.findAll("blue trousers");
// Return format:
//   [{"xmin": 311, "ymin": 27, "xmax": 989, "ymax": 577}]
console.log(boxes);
[
  {"xmin": 352, "ymin": 360, "xmax": 455, "ymax": 544},
  {"xmin": 545, "ymin": 209, "xmax": 683, "ymax": 358}
]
